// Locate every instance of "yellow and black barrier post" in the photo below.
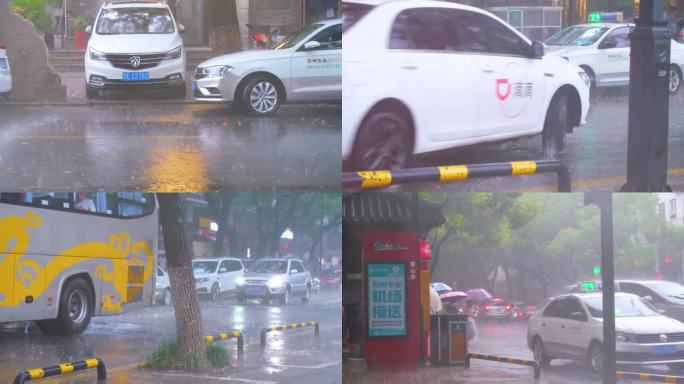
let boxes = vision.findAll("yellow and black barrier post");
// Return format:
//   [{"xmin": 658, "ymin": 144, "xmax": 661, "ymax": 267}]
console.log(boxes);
[
  {"xmin": 206, "ymin": 330, "xmax": 244, "ymax": 356},
  {"xmin": 260, "ymin": 321, "xmax": 319, "ymax": 348},
  {"xmin": 616, "ymin": 371, "xmax": 684, "ymax": 383},
  {"xmin": 466, "ymin": 353, "xmax": 540, "ymax": 379},
  {"xmin": 342, "ymin": 159, "xmax": 571, "ymax": 192},
  {"xmin": 14, "ymin": 358, "xmax": 106, "ymax": 384}
]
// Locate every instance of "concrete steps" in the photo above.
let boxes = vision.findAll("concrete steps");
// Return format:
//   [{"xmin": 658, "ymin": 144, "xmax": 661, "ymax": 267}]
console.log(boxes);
[{"xmin": 49, "ymin": 47, "xmax": 215, "ymax": 72}]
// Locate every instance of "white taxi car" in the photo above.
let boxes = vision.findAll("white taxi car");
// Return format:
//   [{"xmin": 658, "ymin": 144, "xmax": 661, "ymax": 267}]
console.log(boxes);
[
  {"xmin": 192, "ymin": 258, "xmax": 245, "ymax": 301},
  {"xmin": 342, "ymin": 0, "xmax": 590, "ymax": 170},
  {"xmin": 528, "ymin": 291, "xmax": 684, "ymax": 373},
  {"xmin": 0, "ymin": 44, "xmax": 11, "ymax": 99},
  {"xmin": 193, "ymin": 19, "xmax": 341, "ymax": 115},
  {"xmin": 545, "ymin": 23, "xmax": 684, "ymax": 93},
  {"xmin": 84, "ymin": 0, "xmax": 187, "ymax": 99}
]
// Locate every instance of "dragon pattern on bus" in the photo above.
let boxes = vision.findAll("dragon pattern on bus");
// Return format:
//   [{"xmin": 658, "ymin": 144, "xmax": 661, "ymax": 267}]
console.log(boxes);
[{"xmin": 0, "ymin": 211, "xmax": 154, "ymax": 313}]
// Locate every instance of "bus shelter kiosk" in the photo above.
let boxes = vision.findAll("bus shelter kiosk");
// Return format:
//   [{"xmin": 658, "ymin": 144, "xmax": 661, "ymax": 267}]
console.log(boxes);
[{"xmin": 362, "ymin": 231, "xmax": 421, "ymax": 369}]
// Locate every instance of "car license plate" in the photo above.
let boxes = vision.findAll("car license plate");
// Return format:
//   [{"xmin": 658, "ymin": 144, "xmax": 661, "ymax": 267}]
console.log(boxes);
[
  {"xmin": 246, "ymin": 286, "xmax": 263, "ymax": 295},
  {"xmin": 652, "ymin": 345, "xmax": 678, "ymax": 355},
  {"xmin": 122, "ymin": 72, "xmax": 149, "ymax": 81},
  {"xmin": 492, "ymin": 307, "xmax": 504, "ymax": 314}
]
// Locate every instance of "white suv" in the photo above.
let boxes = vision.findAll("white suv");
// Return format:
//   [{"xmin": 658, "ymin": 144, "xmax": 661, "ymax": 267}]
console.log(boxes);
[
  {"xmin": 84, "ymin": 0, "xmax": 187, "ymax": 99},
  {"xmin": 0, "ymin": 44, "xmax": 11, "ymax": 99},
  {"xmin": 192, "ymin": 258, "xmax": 245, "ymax": 301}
]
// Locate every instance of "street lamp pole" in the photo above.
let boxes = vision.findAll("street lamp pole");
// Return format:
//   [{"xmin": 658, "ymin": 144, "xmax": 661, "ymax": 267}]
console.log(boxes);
[
  {"xmin": 621, "ymin": 0, "xmax": 671, "ymax": 192},
  {"xmin": 585, "ymin": 193, "xmax": 616, "ymax": 384}
]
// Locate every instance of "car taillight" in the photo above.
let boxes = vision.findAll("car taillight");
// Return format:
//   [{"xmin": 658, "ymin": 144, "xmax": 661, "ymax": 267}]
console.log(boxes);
[
  {"xmin": 506, "ymin": 305, "xmax": 512, "ymax": 311},
  {"xmin": 484, "ymin": 305, "xmax": 491, "ymax": 312},
  {"xmin": 0, "ymin": 45, "xmax": 6, "ymax": 49}
]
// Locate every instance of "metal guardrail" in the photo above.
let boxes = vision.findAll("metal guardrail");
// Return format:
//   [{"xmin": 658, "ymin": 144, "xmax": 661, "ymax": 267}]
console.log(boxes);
[
  {"xmin": 260, "ymin": 321, "xmax": 319, "ymax": 348},
  {"xmin": 342, "ymin": 159, "xmax": 571, "ymax": 192},
  {"xmin": 14, "ymin": 358, "xmax": 106, "ymax": 384},
  {"xmin": 616, "ymin": 371, "xmax": 684, "ymax": 383},
  {"xmin": 206, "ymin": 330, "xmax": 244, "ymax": 355},
  {"xmin": 466, "ymin": 353, "xmax": 540, "ymax": 379}
]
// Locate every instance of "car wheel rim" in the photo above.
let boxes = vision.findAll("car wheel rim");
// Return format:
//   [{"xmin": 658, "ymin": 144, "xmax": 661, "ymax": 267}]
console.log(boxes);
[
  {"xmin": 250, "ymin": 81, "xmax": 277, "ymax": 113},
  {"xmin": 68, "ymin": 289, "xmax": 87, "ymax": 325},
  {"xmin": 285, "ymin": 290, "xmax": 290, "ymax": 305},
  {"xmin": 164, "ymin": 290, "xmax": 171, "ymax": 305},
  {"xmin": 671, "ymin": 69, "xmax": 680, "ymax": 93},
  {"xmin": 534, "ymin": 342, "xmax": 543, "ymax": 363},
  {"xmin": 362, "ymin": 117, "xmax": 409, "ymax": 170},
  {"xmin": 591, "ymin": 347, "xmax": 603, "ymax": 371}
]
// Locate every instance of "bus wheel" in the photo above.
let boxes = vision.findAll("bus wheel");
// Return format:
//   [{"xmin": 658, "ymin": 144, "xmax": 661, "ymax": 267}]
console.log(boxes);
[{"xmin": 57, "ymin": 278, "xmax": 94, "ymax": 335}]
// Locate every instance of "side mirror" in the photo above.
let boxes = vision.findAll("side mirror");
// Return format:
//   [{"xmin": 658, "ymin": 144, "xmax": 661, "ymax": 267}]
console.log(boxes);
[
  {"xmin": 569, "ymin": 312, "xmax": 586, "ymax": 321},
  {"xmin": 85, "ymin": 25, "xmax": 92, "ymax": 34},
  {"xmin": 530, "ymin": 40, "xmax": 544, "ymax": 59},
  {"xmin": 303, "ymin": 41, "xmax": 321, "ymax": 51},
  {"xmin": 178, "ymin": 24, "xmax": 186, "ymax": 34},
  {"xmin": 290, "ymin": 269, "xmax": 299, "ymax": 274},
  {"xmin": 642, "ymin": 295, "xmax": 654, "ymax": 303},
  {"xmin": 219, "ymin": 267, "xmax": 228, "ymax": 273},
  {"xmin": 599, "ymin": 40, "xmax": 617, "ymax": 49}
]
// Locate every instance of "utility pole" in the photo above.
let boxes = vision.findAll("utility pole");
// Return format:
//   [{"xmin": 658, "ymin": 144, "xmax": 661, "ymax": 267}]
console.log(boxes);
[
  {"xmin": 585, "ymin": 193, "xmax": 616, "ymax": 384},
  {"xmin": 621, "ymin": 0, "xmax": 671, "ymax": 192}
]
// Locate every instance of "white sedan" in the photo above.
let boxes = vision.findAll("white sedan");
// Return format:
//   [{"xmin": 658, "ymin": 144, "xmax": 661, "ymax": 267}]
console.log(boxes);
[
  {"xmin": 342, "ymin": 0, "xmax": 590, "ymax": 171},
  {"xmin": 0, "ymin": 45, "xmax": 11, "ymax": 99},
  {"xmin": 545, "ymin": 23, "xmax": 684, "ymax": 93},
  {"xmin": 528, "ymin": 292, "xmax": 684, "ymax": 373},
  {"xmin": 193, "ymin": 19, "xmax": 341, "ymax": 115}
]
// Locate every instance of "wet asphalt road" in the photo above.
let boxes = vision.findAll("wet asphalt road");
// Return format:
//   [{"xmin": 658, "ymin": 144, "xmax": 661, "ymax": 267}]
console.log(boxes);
[
  {"xmin": 0, "ymin": 103, "xmax": 341, "ymax": 192},
  {"xmin": 471, "ymin": 319, "xmax": 676, "ymax": 384},
  {"xmin": 356, "ymin": 89, "xmax": 684, "ymax": 192},
  {"xmin": 0, "ymin": 289, "xmax": 341, "ymax": 384}
]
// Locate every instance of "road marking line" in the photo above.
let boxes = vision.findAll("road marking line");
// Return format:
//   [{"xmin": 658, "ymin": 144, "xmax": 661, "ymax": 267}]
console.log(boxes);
[{"xmin": 151, "ymin": 372, "xmax": 277, "ymax": 383}]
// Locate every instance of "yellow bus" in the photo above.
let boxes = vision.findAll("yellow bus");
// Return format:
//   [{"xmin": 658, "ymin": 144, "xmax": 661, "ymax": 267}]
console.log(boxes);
[{"xmin": 0, "ymin": 192, "xmax": 158, "ymax": 334}]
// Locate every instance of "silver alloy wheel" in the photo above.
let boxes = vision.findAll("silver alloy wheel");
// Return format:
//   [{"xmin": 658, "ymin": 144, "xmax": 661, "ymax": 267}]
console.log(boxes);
[
  {"xmin": 590, "ymin": 344, "xmax": 603, "ymax": 372},
  {"xmin": 284, "ymin": 288, "xmax": 290, "ymax": 305},
  {"xmin": 671, "ymin": 68, "xmax": 681, "ymax": 93},
  {"xmin": 163, "ymin": 289, "xmax": 171, "ymax": 306},
  {"xmin": 249, "ymin": 81, "xmax": 278, "ymax": 114},
  {"xmin": 533, "ymin": 340, "xmax": 544, "ymax": 364},
  {"xmin": 68, "ymin": 289, "xmax": 88, "ymax": 325},
  {"xmin": 304, "ymin": 286, "xmax": 311, "ymax": 302},
  {"xmin": 211, "ymin": 284, "xmax": 220, "ymax": 301}
]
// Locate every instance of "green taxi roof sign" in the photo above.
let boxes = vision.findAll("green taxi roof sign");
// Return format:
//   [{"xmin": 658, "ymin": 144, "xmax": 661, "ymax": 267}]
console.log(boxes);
[
  {"xmin": 589, "ymin": 12, "xmax": 602, "ymax": 23},
  {"xmin": 580, "ymin": 281, "xmax": 598, "ymax": 292}
]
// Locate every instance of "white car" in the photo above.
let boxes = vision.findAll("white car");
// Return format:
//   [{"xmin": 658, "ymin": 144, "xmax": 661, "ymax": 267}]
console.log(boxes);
[
  {"xmin": 0, "ymin": 44, "xmax": 11, "ymax": 99},
  {"xmin": 192, "ymin": 257, "xmax": 245, "ymax": 301},
  {"xmin": 155, "ymin": 266, "xmax": 172, "ymax": 305},
  {"xmin": 193, "ymin": 19, "xmax": 341, "ymax": 115},
  {"xmin": 84, "ymin": 0, "xmax": 187, "ymax": 99},
  {"xmin": 342, "ymin": 0, "xmax": 590, "ymax": 170},
  {"xmin": 528, "ymin": 292, "xmax": 684, "ymax": 373},
  {"xmin": 235, "ymin": 258, "xmax": 313, "ymax": 305},
  {"xmin": 545, "ymin": 23, "xmax": 684, "ymax": 93}
]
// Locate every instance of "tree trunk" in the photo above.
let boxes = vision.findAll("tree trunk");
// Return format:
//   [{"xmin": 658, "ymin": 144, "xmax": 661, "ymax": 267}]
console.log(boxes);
[
  {"xmin": 157, "ymin": 193, "xmax": 208, "ymax": 366},
  {"xmin": 206, "ymin": 0, "xmax": 243, "ymax": 54}
]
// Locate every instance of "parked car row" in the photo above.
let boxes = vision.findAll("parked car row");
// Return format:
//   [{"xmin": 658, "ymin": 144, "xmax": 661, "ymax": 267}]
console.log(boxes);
[
  {"xmin": 82, "ymin": 0, "xmax": 342, "ymax": 115},
  {"xmin": 155, "ymin": 257, "xmax": 337, "ymax": 306}
]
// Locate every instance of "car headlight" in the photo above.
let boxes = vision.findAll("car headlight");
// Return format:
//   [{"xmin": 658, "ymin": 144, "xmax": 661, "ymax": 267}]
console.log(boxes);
[
  {"xmin": 616, "ymin": 332, "xmax": 636, "ymax": 343},
  {"xmin": 197, "ymin": 65, "xmax": 232, "ymax": 79},
  {"xmin": 164, "ymin": 46, "xmax": 182, "ymax": 61},
  {"xmin": 579, "ymin": 71, "xmax": 591, "ymax": 88},
  {"xmin": 236, "ymin": 276, "xmax": 245, "ymax": 286},
  {"xmin": 89, "ymin": 47, "xmax": 107, "ymax": 61},
  {"xmin": 267, "ymin": 276, "xmax": 285, "ymax": 289},
  {"xmin": 196, "ymin": 277, "xmax": 210, "ymax": 283}
]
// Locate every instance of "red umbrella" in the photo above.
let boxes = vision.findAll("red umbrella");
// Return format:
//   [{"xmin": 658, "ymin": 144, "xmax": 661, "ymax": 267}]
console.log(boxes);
[{"xmin": 439, "ymin": 290, "xmax": 468, "ymax": 302}]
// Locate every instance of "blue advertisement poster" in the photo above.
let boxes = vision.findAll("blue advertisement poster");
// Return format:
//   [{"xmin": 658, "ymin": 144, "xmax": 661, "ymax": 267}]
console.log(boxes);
[{"xmin": 367, "ymin": 263, "xmax": 406, "ymax": 337}]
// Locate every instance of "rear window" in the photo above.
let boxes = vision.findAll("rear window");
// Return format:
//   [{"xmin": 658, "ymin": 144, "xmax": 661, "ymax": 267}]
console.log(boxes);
[{"xmin": 343, "ymin": 2, "xmax": 374, "ymax": 33}]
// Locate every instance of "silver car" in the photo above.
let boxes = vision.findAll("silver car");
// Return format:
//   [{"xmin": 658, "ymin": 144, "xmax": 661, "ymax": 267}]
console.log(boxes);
[
  {"xmin": 192, "ymin": 19, "xmax": 341, "ymax": 115},
  {"xmin": 235, "ymin": 258, "xmax": 312, "ymax": 305},
  {"xmin": 155, "ymin": 266, "xmax": 172, "ymax": 306},
  {"xmin": 0, "ymin": 45, "xmax": 11, "ymax": 99}
]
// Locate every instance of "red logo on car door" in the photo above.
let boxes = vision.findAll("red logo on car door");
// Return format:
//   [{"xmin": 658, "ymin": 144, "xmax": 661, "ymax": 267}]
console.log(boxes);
[{"xmin": 496, "ymin": 79, "xmax": 511, "ymax": 101}]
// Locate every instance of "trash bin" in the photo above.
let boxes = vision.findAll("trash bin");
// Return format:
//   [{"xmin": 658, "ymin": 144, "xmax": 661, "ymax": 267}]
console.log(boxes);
[{"xmin": 429, "ymin": 314, "xmax": 468, "ymax": 365}]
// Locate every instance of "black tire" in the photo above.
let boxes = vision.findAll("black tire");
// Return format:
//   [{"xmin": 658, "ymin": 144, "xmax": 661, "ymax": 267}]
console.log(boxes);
[
  {"xmin": 352, "ymin": 111, "xmax": 413, "ymax": 171},
  {"xmin": 580, "ymin": 65, "xmax": 596, "ymax": 89},
  {"xmin": 86, "ymin": 86, "xmax": 99, "ymax": 100},
  {"xmin": 162, "ymin": 288, "xmax": 172, "ymax": 306},
  {"xmin": 670, "ymin": 65, "xmax": 682, "ymax": 94},
  {"xmin": 533, "ymin": 338, "xmax": 551, "ymax": 367},
  {"xmin": 279, "ymin": 287, "xmax": 291, "ymax": 305},
  {"xmin": 241, "ymin": 76, "xmax": 281, "ymax": 116},
  {"xmin": 301, "ymin": 285, "xmax": 311, "ymax": 304},
  {"xmin": 237, "ymin": 295, "xmax": 247, "ymax": 304},
  {"xmin": 542, "ymin": 92, "xmax": 568, "ymax": 158},
  {"xmin": 39, "ymin": 278, "xmax": 93, "ymax": 335},
  {"xmin": 588, "ymin": 342, "xmax": 604, "ymax": 373},
  {"xmin": 210, "ymin": 283, "xmax": 220, "ymax": 302}
]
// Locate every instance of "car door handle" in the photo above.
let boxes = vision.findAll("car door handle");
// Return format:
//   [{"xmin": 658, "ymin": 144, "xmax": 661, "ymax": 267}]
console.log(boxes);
[
  {"xmin": 560, "ymin": 325, "xmax": 565, "ymax": 329},
  {"xmin": 541, "ymin": 323, "xmax": 546, "ymax": 327},
  {"xmin": 481, "ymin": 69, "xmax": 495, "ymax": 74},
  {"xmin": 401, "ymin": 62, "xmax": 418, "ymax": 70}
]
